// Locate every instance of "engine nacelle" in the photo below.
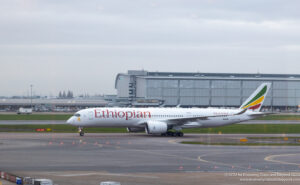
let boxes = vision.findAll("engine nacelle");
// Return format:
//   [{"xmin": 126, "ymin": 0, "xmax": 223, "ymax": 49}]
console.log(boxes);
[
  {"xmin": 127, "ymin": 127, "xmax": 145, "ymax": 133},
  {"xmin": 145, "ymin": 121, "xmax": 168, "ymax": 134}
]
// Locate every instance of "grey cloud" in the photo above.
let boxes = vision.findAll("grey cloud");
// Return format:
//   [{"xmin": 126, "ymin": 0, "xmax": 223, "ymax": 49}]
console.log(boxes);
[{"xmin": 0, "ymin": 0, "xmax": 300, "ymax": 96}]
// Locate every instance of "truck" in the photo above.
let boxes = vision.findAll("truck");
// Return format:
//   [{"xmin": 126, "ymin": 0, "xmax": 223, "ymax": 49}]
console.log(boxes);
[
  {"xmin": 17, "ymin": 107, "xmax": 33, "ymax": 114},
  {"xmin": 23, "ymin": 177, "xmax": 53, "ymax": 185}
]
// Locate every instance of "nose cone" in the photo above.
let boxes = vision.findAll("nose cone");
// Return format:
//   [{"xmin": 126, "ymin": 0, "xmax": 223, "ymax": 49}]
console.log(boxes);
[{"xmin": 66, "ymin": 117, "xmax": 75, "ymax": 125}]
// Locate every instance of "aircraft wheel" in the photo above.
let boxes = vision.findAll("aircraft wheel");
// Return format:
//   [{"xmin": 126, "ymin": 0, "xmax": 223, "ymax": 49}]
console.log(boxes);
[
  {"xmin": 166, "ymin": 131, "xmax": 173, "ymax": 137},
  {"xmin": 173, "ymin": 132, "xmax": 184, "ymax": 137}
]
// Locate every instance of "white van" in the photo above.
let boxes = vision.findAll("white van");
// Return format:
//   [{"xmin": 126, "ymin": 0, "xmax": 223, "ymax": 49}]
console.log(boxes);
[
  {"xmin": 100, "ymin": 182, "xmax": 121, "ymax": 185},
  {"xmin": 17, "ymin": 107, "xmax": 32, "ymax": 114},
  {"xmin": 34, "ymin": 179, "xmax": 53, "ymax": 185}
]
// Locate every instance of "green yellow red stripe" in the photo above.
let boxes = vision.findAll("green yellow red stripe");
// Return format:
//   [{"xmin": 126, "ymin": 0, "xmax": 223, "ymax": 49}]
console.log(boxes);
[
  {"xmin": 243, "ymin": 85, "xmax": 267, "ymax": 108},
  {"xmin": 242, "ymin": 96, "xmax": 265, "ymax": 109}
]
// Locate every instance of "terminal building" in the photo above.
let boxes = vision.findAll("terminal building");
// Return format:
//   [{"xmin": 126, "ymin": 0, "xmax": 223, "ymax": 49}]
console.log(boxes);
[
  {"xmin": 115, "ymin": 70, "xmax": 300, "ymax": 111},
  {"xmin": 0, "ymin": 97, "xmax": 108, "ymax": 112}
]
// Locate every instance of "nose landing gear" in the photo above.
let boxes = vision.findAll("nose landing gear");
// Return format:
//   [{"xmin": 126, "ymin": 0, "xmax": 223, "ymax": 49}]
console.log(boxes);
[{"xmin": 78, "ymin": 127, "xmax": 84, "ymax": 136}]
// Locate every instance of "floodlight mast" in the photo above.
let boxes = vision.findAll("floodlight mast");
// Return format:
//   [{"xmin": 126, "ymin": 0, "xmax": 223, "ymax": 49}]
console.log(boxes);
[{"xmin": 30, "ymin": 84, "xmax": 33, "ymax": 109}]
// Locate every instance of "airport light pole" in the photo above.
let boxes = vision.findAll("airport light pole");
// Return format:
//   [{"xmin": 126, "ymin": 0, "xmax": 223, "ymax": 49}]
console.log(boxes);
[{"xmin": 30, "ymin": 84, "xmax": 33, "ymax": 109}]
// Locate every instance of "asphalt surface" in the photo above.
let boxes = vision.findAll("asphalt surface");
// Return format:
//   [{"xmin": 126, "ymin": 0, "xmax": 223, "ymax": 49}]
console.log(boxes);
[
  {"xmin": 0, "ymin": 120, "xmax": 67, "ymax": 125},
  {"xmin": 1, "ymin": 120, "xmax": 300, "ymax": 125},
  {"xmin": 1, "ymin": 133, "xmax": 300, "ymax": 185},
  {"xmin": 0, "ymin": 179, "xmax": 15, "ymax": 185}
]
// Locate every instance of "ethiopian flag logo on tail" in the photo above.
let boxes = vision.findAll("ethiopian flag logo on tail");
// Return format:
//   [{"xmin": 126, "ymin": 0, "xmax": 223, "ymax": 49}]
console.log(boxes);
[{"xmin": 240, "ymin": 83, "xmax": 271, "ymax": 112}]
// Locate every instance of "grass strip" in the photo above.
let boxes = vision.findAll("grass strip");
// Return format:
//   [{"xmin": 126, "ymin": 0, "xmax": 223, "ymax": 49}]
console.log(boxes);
[
  {"xmin": 0, "ymin": 124, "xmax": 300, "ymax": 134},
  {"xmin": 0, "ymin": 114, "xmax": 72, "ymax": 120}
]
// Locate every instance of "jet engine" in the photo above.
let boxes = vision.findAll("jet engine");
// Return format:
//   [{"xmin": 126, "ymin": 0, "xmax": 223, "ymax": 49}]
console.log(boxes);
[
  {"xmin": 145, "ymin": 121, "xmax": 168, "ymax": 134},
  {"xmin": 127, "ymin": 127, "xmax": 145, "ymax": 133}
]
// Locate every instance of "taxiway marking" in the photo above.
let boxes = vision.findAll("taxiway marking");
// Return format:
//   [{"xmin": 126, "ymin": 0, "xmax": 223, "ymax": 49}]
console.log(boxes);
[
  {"xmin": 52, "ymin": 172, "xmax": 159, "ymax": 179},
  {"xmin": 264, "ymin": 153, "xmax": 300, "ymax": 166}
]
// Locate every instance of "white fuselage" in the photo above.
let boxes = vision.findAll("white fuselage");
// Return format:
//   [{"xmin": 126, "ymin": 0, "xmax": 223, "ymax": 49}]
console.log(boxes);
[{"xmin": 67, "ymin": 107, "xmax": 258, "ymax": 129}]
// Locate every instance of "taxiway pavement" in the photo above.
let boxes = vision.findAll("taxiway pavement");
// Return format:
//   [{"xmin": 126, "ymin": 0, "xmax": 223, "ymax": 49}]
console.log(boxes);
[{"xmin": 1, "ymin": 133, "xmax": 300, "ymax": 185}]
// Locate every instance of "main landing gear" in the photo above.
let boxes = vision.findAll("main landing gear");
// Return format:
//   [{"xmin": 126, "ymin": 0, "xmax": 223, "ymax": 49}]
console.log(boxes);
[
  {"xmin": 78, "ymin": 127, "xmax": 84, "ymax": 136},
  {"xmin": 161, "ymin": 131, "xmax": 184, "ymax": 137}
]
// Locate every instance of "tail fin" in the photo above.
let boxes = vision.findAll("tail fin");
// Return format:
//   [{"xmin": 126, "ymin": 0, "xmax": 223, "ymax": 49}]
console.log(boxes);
[{"xmin": 240, "ymin": 83, "xmax": 271, "ymax": 112}]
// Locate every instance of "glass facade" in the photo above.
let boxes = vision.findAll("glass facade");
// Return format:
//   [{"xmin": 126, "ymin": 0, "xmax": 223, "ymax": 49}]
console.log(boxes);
[
  {"xmin": 145, "ymin": 79, "xmax": 300, "ymax": 108},
  {"xmin": 117, "ymin": 71, "xmax": 300, "ymax": 109}
]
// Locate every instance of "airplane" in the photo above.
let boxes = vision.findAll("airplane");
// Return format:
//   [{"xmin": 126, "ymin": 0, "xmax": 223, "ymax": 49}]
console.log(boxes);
[{"xmin": 67, "ymin": 83, "xmax": 271, "ymax": 137}]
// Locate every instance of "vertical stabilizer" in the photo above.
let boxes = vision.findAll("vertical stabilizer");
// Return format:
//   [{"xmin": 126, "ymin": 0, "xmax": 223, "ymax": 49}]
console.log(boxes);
[{"xmin": 239, "ymin": 83, "xmax": 271, "ymax": 112}]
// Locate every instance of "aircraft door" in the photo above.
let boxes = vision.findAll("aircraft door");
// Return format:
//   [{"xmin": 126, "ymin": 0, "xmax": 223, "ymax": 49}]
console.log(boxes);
[
  {"xmin": 88, "ymin": 111, "xmax": 94, "ymax": 120},
  {"xmin": 186, "ymin": 112, "xmax": 192, "ymax": 118}
]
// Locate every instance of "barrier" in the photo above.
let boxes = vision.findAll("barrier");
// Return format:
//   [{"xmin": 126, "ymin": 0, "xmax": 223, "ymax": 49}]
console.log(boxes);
[
  {"xmin": 5, "ymin": 173, "xmax": 10, "ymax": 181},
  {"xmin": 23, "ymin": 177, "xmax": 34, "ymax": 185},
  {"xmin": 9, "ymin": 174, "xmax": 16, "ymax": 183},
  {"xmin": 0, "ymin": 172, "xmax": 5, "ymax": 179},
  {"xmin": 36, "ymin": 128, "xmax": 45, "ymax": 132},
  {"xmin": 16, "ymin": 177, "xmax": 22, "ymax": 185},
  {"xmin": 0, "ymin": 171, "xmax": 21, "ymax": 184},
  {"xmin": 0, "ymin": 171, "xmax": 53, "ymax": 185}
]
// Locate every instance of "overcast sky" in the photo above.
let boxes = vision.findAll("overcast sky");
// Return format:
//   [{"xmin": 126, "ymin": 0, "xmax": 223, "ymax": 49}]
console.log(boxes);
[{"xmin": 1, "ymin": 0, "xmax": 300, "ymax": 96}]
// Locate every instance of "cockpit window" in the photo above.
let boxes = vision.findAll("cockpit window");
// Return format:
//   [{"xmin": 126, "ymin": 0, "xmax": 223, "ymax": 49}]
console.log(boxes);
[{"xmin": 74, "ymin": 113, "xmax": 81, "ymax": 117}]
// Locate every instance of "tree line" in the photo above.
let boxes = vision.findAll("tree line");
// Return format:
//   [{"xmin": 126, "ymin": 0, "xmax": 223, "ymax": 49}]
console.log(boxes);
[{"xmin": 58, "ymin": 90, "xmax": 74, "ymax": 99}]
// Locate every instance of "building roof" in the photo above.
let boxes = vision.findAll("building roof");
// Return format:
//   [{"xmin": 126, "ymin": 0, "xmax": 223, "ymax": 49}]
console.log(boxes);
[
  {"xmin": 147, "ymin": 72, "xmax": 300, "ymax": 79},
  {"xmin": 115, "ymin": 71, "xmax": 300, "ymax": 86}
]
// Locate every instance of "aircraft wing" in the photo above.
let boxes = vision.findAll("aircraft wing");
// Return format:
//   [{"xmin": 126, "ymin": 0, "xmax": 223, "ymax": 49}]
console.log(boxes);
[{"xmin": 163, "ymin": 109, "xmax": 247, "ymax": 127}]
